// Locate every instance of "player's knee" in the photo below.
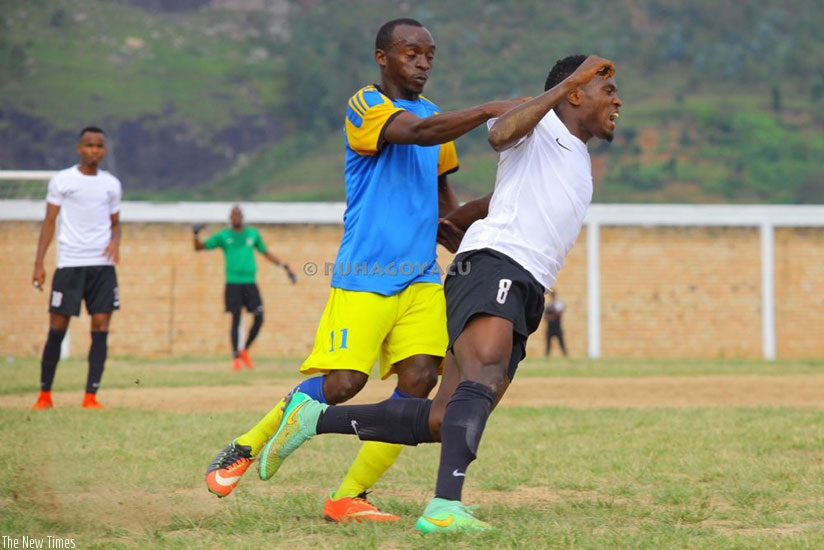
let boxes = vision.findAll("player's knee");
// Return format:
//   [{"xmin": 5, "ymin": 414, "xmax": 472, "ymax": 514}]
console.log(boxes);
[
  {"xmin": 397, "ymin": 367, "xmax": 438, "ymax": 398},
  {"xmin": 396, "ymin": 357, "xmax": 440, "ymax": 397},
  {"xmin": 463, "ymin": 364, "xmax": 507, "ymax": 395},
  {"xmin": 460, "ymin": 353, "xmax": 509, "ymax": 394},
  {"xmin": 90, "ymin": 315, "xmax": 111, "ymax": 332},
  {"xmin": 323, "ymin": 371, "xmax": 368, "ymax": 404}
]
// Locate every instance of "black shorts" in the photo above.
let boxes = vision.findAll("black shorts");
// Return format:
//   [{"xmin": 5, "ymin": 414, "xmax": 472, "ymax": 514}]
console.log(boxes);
[
  {"xmin": 225, "ymin": 283, "xmax": 263, "ymax": 314},
  {"xmin": 547, "ymin": 321, "xmax": 563, "ymax": 336},
  {"xmin": 444, "ymin": 248, "xmax": 545, "ymax": 379},
  {"xmin": 49, "ymin": 266, "xmax": 120, "ymax": 316}
]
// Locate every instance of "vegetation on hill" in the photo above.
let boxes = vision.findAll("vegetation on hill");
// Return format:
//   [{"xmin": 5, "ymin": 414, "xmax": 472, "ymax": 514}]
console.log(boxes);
[{"xmin": 1, "ymin": 0, "xmax": 822, "ymax": 203}]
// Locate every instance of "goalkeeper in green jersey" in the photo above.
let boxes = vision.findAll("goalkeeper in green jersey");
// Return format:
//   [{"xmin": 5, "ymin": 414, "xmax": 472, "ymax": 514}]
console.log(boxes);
[{"xmin": 193, "ymin": 205, "xmax": 296, "ymax": 370}]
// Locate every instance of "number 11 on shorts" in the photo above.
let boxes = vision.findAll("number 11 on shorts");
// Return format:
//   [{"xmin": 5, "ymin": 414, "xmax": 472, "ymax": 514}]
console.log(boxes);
[{"xmin": 329, "ymin": 328, "xmax": 349, "ymax": 352}]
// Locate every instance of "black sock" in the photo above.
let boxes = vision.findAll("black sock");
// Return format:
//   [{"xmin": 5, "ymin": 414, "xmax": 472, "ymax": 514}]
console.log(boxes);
[
  {"xmin": 86, "ymin": 331, "xmax": 108, "ymax": 394},
  {"xmin": 434, "ymin": 381, "xmax": 496, "ymax": 502},
  {"xmin": 245, "ymin": 312, "xmax": 263, "ymax": 349},
  {"xmin": 230, "ymin": 312, "xmax": 241, "ymax": 356},
  {"xmin": 317, "ymin": 397, "xmax": 434, "ymax": 445},
  {"xmin": 40, "ymin": 329, "xmax": 66, "ymax": 392}
]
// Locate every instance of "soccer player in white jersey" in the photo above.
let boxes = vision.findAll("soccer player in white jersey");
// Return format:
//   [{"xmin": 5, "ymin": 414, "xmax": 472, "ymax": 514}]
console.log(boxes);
[
  {"xmin": 253, "ymin": 54, "xmax": 621, "ymax": 533},
  {"xmin": 31, "ymin": 127, "xmax": 123, "ymax": 410}
]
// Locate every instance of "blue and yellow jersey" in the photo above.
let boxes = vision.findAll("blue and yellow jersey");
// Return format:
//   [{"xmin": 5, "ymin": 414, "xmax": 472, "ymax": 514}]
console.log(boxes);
[{"xmin": 331, "ymin": 85, "xmax": 459, "ymax": 296}]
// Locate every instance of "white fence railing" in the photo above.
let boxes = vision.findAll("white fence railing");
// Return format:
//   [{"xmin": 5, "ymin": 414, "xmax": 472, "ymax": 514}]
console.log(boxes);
[{"xmin": 3, "ymin": 170, "xmax": 824, "ymax": 360}]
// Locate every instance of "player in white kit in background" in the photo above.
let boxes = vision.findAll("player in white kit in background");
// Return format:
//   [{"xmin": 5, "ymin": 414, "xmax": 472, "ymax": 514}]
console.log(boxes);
[{"xmin": 31, "ymin": 126, "xmax": 123, "ymax": 410}]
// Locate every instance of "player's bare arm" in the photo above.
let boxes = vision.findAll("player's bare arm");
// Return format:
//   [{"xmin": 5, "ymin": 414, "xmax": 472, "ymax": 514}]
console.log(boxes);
[
  {"xmin": 436, "ymin": 175, "xmax": 463, "ymax": 252},
  {"xmin": 488, "ymin": 55, "xmax": 615, "ymax": 152},
  {"xmin": 437, "ymin": 174, "xmax": 459, "ymax": 218},
  {"xmin": 437, "ymin": 192, "xmax": 493, "ymax": 253},
  {"xmin": 264, "ymin": 251, "xmax": 297, "ymax": 283},
  {"xmin": 32, "ymin": 202, "xmax": 60, "ymax": 290},
  {"xmin": 384, "ymin": 98, "xmax": 527, "ymax": 147},
  {"xmin": 446, "ymin": 192, "xmax": 492, "ymax": 231},
  {"xmin": 104, "ymin": 212, "xmax": 121, "ymax": 264},
  {"xmin": 262, "ymin": 251, "xmax": 283, "ymax": 266}
]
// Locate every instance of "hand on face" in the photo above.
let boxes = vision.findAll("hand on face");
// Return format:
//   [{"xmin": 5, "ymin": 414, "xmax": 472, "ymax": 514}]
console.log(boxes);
[
  {"xmin": 571, "ymin": 55, "xmax": 615, "ymax": 87},
  {"xmin": 574, "ymin": 55, "xmax": 621, "ymax": 143}
]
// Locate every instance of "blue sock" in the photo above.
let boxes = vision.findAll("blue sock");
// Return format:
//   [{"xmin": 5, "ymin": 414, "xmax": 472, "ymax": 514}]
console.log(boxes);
[
  {"xmin": 389, "ymin": 387, "xmax": 412, "ymax": 400},
  {"xmin": 295, "ymin": 376, "xmax": 327, "ymax": 403}
]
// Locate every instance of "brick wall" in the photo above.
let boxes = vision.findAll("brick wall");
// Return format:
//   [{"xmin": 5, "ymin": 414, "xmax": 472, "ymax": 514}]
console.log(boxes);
[
  {"xmin": 775, "ymin": 228, "xmax": 824, "ymax": 358},
  {"xmin": 2, "ymin": 220, "xmax": 822, "ymax": 360}
]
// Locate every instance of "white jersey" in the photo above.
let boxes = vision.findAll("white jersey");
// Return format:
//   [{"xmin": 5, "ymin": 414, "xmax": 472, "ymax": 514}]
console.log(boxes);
[
  {"xmin": 46, "ymin": 165, "xmax": 122, "ymax": 268},
  {"xmin": 457, "ymin": 110, "xmax": 592, "ymax": 290}
]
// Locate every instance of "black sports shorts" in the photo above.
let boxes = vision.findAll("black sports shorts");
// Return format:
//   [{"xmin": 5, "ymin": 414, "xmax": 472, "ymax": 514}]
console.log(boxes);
[
  {"xmin": 225, "ymin": 283, "xmax": 263, "ymax": 314},
  {"xmin": 49, "ymin": 266, "xmax": 120, "ymax": 316},
  {"xmin": 444, "ymin": 248, "xmax": 545, "ymax": 380},
  {"xmin": 546, "ymin": 321, "xmax": 563, "ymax": 336}
]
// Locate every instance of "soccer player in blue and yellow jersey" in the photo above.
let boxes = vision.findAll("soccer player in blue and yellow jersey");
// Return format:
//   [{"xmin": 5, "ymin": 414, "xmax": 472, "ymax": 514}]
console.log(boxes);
[{"xmin": 205, "ymin": 18, "xmax": 524, "ymax": 521}]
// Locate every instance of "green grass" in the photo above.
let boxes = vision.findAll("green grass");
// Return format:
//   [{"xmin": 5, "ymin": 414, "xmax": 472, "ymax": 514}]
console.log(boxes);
[
  {"xmin": 2, "ymin": 357, "xmax": 823, "ymax": 548},
  {"xmin": 2, "ymin": 356, "xmax": 822, "ymax": 396}
]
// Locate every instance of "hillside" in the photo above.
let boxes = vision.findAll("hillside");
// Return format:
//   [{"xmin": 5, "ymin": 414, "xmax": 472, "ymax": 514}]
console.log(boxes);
[{"xmin": 1, "ymin": 0, "xmax": 822, "ymax": 203}]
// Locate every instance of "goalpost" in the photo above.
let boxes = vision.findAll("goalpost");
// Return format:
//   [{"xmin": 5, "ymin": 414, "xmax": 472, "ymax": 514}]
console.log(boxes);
[{"xmin": 0, "ymin": 170, "xmax": 55, "ymax": 199}]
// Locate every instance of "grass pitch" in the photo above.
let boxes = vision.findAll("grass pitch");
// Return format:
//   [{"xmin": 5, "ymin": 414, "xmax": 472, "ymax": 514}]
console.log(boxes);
[{"xmin": 1, "ymin": 357, "xmax": 823, "ymax": 549}]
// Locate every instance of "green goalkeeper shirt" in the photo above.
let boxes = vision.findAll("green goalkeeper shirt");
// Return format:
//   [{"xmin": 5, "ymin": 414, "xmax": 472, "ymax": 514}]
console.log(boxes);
[{"xmin": 204, "ymin": 226, "xmax": 267, "ymax": 284}]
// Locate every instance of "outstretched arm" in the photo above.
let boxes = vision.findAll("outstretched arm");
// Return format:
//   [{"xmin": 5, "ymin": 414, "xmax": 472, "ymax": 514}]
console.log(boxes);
[
  {"xmin": 192, "ymin": 224, "xmax": 206, "ymax": 251},
  {"xmin": 384, "ymin": 98, "xmax": 527, "ymax": 147},
  {"xmin": 262, "ymin": 251, "xmax": 297, "ymax": 284},
  {"xmin": 488, "ymin": 55, "xmax": 615, "ymax": 152},
  {"xmin": 262, "ymin": 250, "xmax": 283, "ymax": 266}
]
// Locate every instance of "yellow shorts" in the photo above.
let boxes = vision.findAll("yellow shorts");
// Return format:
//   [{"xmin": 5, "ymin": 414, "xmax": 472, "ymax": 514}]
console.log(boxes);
[{"xmin": 301, "ymin": 282, "xmax": 447, "ymax": 380}]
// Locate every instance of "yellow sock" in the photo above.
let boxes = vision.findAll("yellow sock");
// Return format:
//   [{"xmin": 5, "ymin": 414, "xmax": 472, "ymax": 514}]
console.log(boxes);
[
  {"xmin": 236, "ymin": 397, "xmax": 287, "ymax": 456},
  {"xmin": 334, "ymin": 441, "xmax": 404, "ymax": 499}
]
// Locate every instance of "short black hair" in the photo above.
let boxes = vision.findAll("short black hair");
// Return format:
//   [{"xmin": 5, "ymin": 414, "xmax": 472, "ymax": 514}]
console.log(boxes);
[
  {"xmin": 544, "ymin": 55, "xmax": 587, "ymax": 91},
  {"xmin": 375, "ymin": 18, "xmax": 423, "ymax": 51},
  {"xmin": 79, "ymin": 126, "xmax": 105, "ymax": 139}
]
